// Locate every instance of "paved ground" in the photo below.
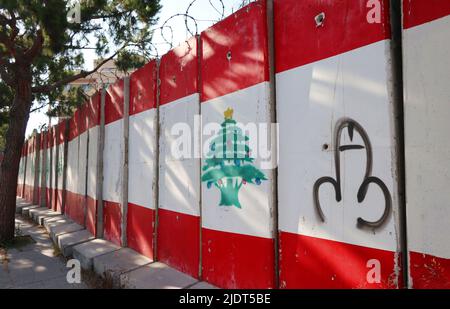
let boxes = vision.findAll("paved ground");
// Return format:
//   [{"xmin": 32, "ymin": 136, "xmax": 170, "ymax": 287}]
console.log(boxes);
[{"xmin": 0, "ymin": 215, "xmax": 88, "ymax": 289}]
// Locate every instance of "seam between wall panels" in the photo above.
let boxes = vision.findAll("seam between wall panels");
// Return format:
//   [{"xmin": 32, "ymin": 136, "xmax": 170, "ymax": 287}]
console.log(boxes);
[
  {"xmin": 197, "ymin": 33, "xmax": 203, "ymax": 280},
  {"xmin": 62, "ymin": 120, "xmax": 69, "ymax": 214},
  {"xmin": 122, "ymin": 76, "xmax": 130, "ymax": 247},
  {"xmin": 266, "ymin": 0, "xmax": 279, "ymax": 289},
  {"xmin": 96, "ymin": 88, "xmax": 106, "ymax": 238},
  {"xmin": 390, "ymin": 0, "xmax": 408, "ymax": 289},
  {"xmin": 154, "ymin": 59, "xmax": 161, "ymax": 261}
]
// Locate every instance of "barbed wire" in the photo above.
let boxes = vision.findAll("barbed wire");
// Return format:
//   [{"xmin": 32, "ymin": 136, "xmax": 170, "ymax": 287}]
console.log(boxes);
[
  {"xmin": 144, "ymin": 0, "xmax": 257, "ymax": 59},
  {"xmin": 30, "ymin": 0, "xmax": 257, "ymax": 122}
]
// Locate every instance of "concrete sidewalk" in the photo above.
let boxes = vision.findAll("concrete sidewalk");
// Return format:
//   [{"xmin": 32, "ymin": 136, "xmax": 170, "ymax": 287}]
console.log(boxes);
[
  {"xmin": 0, "ymin": 215, "xmax": 87, "ymax": 289},
  {"xmin": 10, "ymin": 198, "xmax": 217, "ymax": 289}
]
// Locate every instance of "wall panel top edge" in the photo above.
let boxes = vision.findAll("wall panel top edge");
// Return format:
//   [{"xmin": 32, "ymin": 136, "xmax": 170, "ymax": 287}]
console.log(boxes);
[{"xmin": 160, "ymin": 36, "xmax": 198, "ymax": 106}]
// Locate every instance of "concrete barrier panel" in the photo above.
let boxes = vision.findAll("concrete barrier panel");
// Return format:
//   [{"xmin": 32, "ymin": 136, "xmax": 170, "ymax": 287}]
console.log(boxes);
[
  {"xmin": 24, "ymin": 135, "xmax": 38, "ymax": 202},
  {"xmin": 86, "ymin": 92, "xmax": 101, "ymax": 235},
  {"xmin": 66, "ymin": 112, "xmax": 79, "ymax": 221},
  {"xmin": 275, "ymin": 0, "xmax": 402, "ymax": 288},
  {"xmin": 17, "ymin": 142, "xmax": 27, "ymax": 197},
  {"xmin": 23, "ymin": 137, "xmax": 31, "ymax": 200},
  {"xmin": 157, "ymin": 38, "xmax": 200, "ymax": 278},
  {"xmin": 127, "ymin": 61, "xmax": 157, "ymax": 259},
  {"xmin": 38, "ymin": 131, "xmax": 48, "ymax": 207},
  {"xmin": 200, "ymin": 1, "xmax": 276, "ymax": 289},
  {"xmin": 66, "ymin": 104, "xmax": 89, "ymax": 225},
  {"xmin": 402, "ymin": 0, "xmax": 450, "ymax": 289},
  {"xmin": 55, "ymin": 120, "xmax": 68, "ymax": 213},
  {"xmin": 103, "ymin": 80, "xmax": 125, "ymax": 246},
  {"xmin": 45, "ymin": 129, "xmax": 52, "ymax": 208},
  {"xmin": 49, "ymin": 126, "xmax": 58, "ymax": 211},
  {"xmin": 36, "ymin": 132, "xmax": 45, "ymax": 205}
]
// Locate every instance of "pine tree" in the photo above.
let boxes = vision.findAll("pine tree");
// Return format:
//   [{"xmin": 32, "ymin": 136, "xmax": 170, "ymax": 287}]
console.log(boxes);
[
  {"xmin": 0, "ymin": 1, "xmax": 161, "ymax": 241},
  {"xmin": 202, "ymin": 108, "xmax": 267, "ymax": 208}
]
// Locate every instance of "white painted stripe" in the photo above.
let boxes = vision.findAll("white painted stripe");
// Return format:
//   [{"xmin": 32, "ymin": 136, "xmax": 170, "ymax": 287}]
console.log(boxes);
[
  {"xmin": 103, "ymin": 120, "xmax": 123, "ymax": 203},
  {"xmin": 66, "ymin": 138, "xmax": 78, "ymax": 193},
  {"xmin": 128, "ymin": 108, "xmax": 157, "ymax": 209},
  {"xmin": 87, "ymin": 126, "xmax": 99, "ymax": 199},
  {"xmin": 46, "ymin": 148, "xmax": 51, "ymax": 188},
  {"xmin": 51, "ymin": 146, "xmax": 57, "ymax": 190},
  {"xmin": 77, "ymin": 131, "xmax": 88, "ymax": 196},
  {"xmin": 403, "ymin": 16, "xmax": 450, "ymax": 258},
  {"xmin": 159, "ymin": 93, "xmax": 200, "ymax": 216},
  {"xmin": 56, "ymin": 143, "xmax": 65, "ymax": 189},
  {"xmin": 201, "ymin": 82, "xmax": 274, "ymax": 239}
]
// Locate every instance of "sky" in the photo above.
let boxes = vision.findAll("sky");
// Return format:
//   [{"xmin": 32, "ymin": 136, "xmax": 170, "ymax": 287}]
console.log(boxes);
[{"xmin": 25, "ymin": 0, "xmax": 251, "ymax": 136}]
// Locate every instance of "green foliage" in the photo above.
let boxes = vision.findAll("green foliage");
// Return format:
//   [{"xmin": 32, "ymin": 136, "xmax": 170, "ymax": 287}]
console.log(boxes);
[
  {"xmin": 201, "ymin": 164, "xmax": 267, "ymax": 184},
  {"xmin": 0, "ymin": 0, "xmax": 161, "ymax": 117},
  {"xmin": 0, "ymin": 81, "xmax": 12, "ymax": 150}
]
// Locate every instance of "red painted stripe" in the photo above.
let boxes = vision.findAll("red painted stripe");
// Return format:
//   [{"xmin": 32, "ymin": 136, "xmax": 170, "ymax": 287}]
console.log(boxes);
[
  {"xmin": 103, "ymin": 200, "xmax": 122, "ymax": 246},
  {"xmin": 38, "ymin": 187, "xmax": 47, "ymax": 207},
  {"xmin": 105, "ymin": 79, "xmax": 124, "ymax": 125},
  {"xmin": 403, "ymin": 0, "xmax": 450, "ymax": 29},
  {"xmin": 127, "ymin": 203, "xmax": 155, "ymax": 260},
  {"xmin": 65, "ymin": 191, "xmax": 85, "ymax": 226},
  {"xmin": 46, "ymin": 188, "xmax": 52, "ymax": 209},
  {"xmin": 79, "ymin": 102, "xmax": 88, "ymax": 135},
  {"xmin": 157, "ymin": 208, "xmax": 199, "ymax": 278},
  {"xmin": 39, "ymin": 131, "xmax": 46, "ymax": 150},
  {"xmin": 23, "ymin": 185, "xmax": 30, "ymax": 202},
  {"xmin": 130, "ymin": 61, "xmax": 157, "ymax": 115},
  {"xmin": 68, "ymin": 113, "xmax": 78, "ymax": 141},
  {"xmin": 409, "ymin": 251, "xmax": 450, "ymax": 289},
  {"xmin": 202, "ymin": 227, "xmax": 275, "ymax": 288},
  {"xmin": 279, "ymin": 231, "xmax": 402, "ymax": 289},
  {"xmin": 86, "ymin": 196, "xmax": 97, "ymax": 236},
  {"xmin": 274, "ymin": 0, "xmax": 391, "ymax": 74},
  {"xmin": 88, "ymin": 92, "xmax": 101, "ymax": 128},
  {"xmin": 200, "ymin": 1, "xmax": 269, "ymax": 102},
  {"xmin": 49, "ymin": 188, "xmax": 57, "ymax": 211},
  {"xmin": 160, "ymin": 37, "xmax": 198, "ymax": 106},
  {"xmin": 56, "ymin": 189, "xmax": 64, "ymax": 213},
  {"xmin": 56, "ymin": 120, "xmax": 67, "ymax": 145}
]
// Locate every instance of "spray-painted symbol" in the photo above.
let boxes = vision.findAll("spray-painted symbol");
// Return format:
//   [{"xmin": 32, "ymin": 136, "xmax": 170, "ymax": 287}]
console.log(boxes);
[
  {"xmin": 313, "ymin": 118, "xmax": 391, "ymax": 229},
  {"xmin": 202, "ymin": 108, "xmax": 267, "ymax": 208}
]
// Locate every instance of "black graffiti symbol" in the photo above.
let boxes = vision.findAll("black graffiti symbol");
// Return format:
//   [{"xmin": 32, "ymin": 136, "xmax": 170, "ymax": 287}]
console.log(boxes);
[{"xmin": 313, "ymin": 118, "xmax": 391, "ymax": 229}]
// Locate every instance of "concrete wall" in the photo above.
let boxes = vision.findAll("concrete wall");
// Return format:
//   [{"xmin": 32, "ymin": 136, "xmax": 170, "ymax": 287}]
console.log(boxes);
[
  {"xmin": 200, "ymin": 2, "xmax": 276, "ymax": 288},
  {"xmin": 45, "ymin": 128, "xmax": 52, "ymax": 208},
  {"xmin": 50, "ymin": 126, "xmax": 58, "ymax": 211},
  {"xmin": 55, "ymin": 121, "xmax": 68, "ymax": 213},
  {"xmin": 24, "ymin": 134, "xmax": 39, "ymax": 202},
  {"xmin": 66, "ymin": 104, "xmax": 89, "ymax": 225},
  {"xmin": 402, "ymin": 0, "xmax": 450, "ymax": 289},
  {"xmin": 17, "ymin": 141, "xmax": 27, "ymax": 197},
  {"xmin": 17, "ymin": 0, "xmax": 450, "ymax": 289},
  {"xmin": 86, "ymin": 92, "xmax": 101, "ymax": 235},
  {"xmin": 275, "ymin": 0, "xmax": 402, "ymax": 289},
  {"xmin": 103, "ymin": 80, "xmax": 125, "ymax": 246},
  {"xmin": 127, "ymin": 61, "xmax": 157, "ymax": 259},
  {"xmin": 157, "ymin": 38, "xmax": 200, "ymax": 278}
]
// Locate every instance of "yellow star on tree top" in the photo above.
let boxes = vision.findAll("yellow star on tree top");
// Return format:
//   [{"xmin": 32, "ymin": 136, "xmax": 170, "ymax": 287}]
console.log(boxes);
[{"xmin": 224, "ymin": 107, "xmax": 234, "ymax": 120}]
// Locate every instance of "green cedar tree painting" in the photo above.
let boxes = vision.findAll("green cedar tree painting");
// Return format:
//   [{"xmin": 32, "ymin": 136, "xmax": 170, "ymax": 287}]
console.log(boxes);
[{"xmin": 202, "ymin": 108, "xmax": 267, "ymax": 208}]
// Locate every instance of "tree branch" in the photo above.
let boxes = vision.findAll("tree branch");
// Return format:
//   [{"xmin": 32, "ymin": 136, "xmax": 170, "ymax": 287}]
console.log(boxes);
[{"xmin": 31, "ymin": 44, "xmax": 127, "ymax": 94}]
